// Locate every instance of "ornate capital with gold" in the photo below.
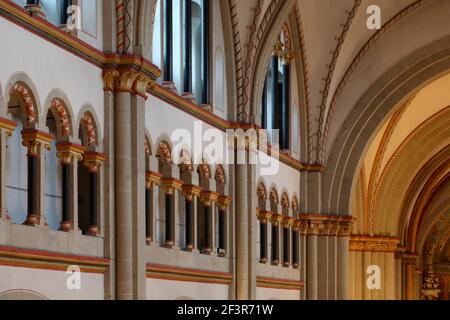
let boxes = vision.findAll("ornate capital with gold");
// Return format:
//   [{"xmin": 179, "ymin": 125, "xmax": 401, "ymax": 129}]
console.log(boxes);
[
  {"xmin": 56, "ymin": 142, "xmax": 84, "ymax": 165},
  {"xmin": 181, "ymin": 184, "xmax": 202, "ymax": 201},
  {"xmin": 270, "ymin": 214, "xmax": 283, "ymax": 226},
  {"xmin": 200, "ymin": 191, "xmax": 220, "ymax": 206},
  {"xmin": 22, "ymin": 129, "xmax": 53, "ymax": 156},
  {"xmin": 146, "ymin": 171, "xmax": 162, "ymax": 189},
  {"xmin": 161, "ymin": 177, "xmax": 183, "ymax": 195},
  {"xmin": 84, "ymin": 151, "xmax": 107, "ymax": 173},
  {"xmin": 0, "ymin": 117, "xmax": 17, "ymax": 137},
  {"xmin": 217, "ymin": 196, "xmax": 232, "ymax": 211},
  {"xmin": 282, "ymin": 216, "xmax": 295, "ymax": 228}
]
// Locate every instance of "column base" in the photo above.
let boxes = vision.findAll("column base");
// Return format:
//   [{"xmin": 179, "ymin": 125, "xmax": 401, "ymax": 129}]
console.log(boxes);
[
  {"xmin": 182, "ymin": 92, "xmax": 197, "ymax": 104},
  {"xmin": 87, "ymin": 225, "xmax": 99, "ymax": 236},
  {"xmin": 259, "ymin": 258, "xmax": 267, "ymax": 264},
  {"xmin": 283, "ymin": 262, "xmax": 290, "ymax": 268},
  {"xmin": 59, "ymin": 221, "xmax": 73, "ymax": 232},
  {"xmin": 293, "ymin": 263, "xmax": 299, "ymax": 269},
  {"xmin": 271, "ymin": 260, "xmax": 279, "ymax": 266},
  {"xmin": 218, "ymin": 249, "xmax": 226, "ymax": 257},
  {"xmin": 165, "ymin": 240, "xmax": 174, "ymax": 249},
  {"xmin": 162, "ymin": 81, "xmax": 178, "ymax": 93},
  {"xmin": 23, "ymin": 214, "xmax": 40, "ymax": 226},
  {"xmin": 200, "ymin": 104, "xmax": 212, "ymax": 112},
  {"xmin": 25, "ymin": 4, "xmax": 46, "ymax": 19},
  {"xmin": 146, "ymin": 237, "xmax": 152, "ymax": 245},
  {"xmin": 185, "ymin": 244, "xmax": 194, "ymax": 252},
  {"xmin": 201, "ymin": 247, "xmax": 212, "ymax": 255}
]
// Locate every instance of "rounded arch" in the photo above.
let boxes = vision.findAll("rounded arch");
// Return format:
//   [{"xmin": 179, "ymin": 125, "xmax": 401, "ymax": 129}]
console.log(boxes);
[
  {"xmin": 0, "ymin": 289, "xmax": 48, "ymax": 300},
  {"xmin": 247, "ymin": 0, "xmax": 295, "ymax": 124},
  {"xmin": 77, "ymin": 110, "xmax": 98, "ymax": 149},
  {"xmin": 214, "ymin": 164, "xmax": 226, "ymax": 185},
  {"xmin": 5, "ymin": 74, "xmax": 41, "ymax": 128},
  {"xmin": 42, "ymin": 89, "xmax": 76, "ymax": 139},
  {"xmin": 197, "ymin": 158, "xmax": 212, "ymax": 180},
  {"xmin": 281, "ymin": 191, "xmax": 290, "ymax": 209},
  {"xmin": 291, "ymin": 194, "xmax": 299, "ymax": 213},
  {"xmin": 257, "ymin": 180, "xmax": 268, "ymax": 200},
  {"xmin": 155, "ymin": 138, "xmax": 173, "ymax": 165},
  {"xmin": 321, "ymin": 37, "xmax": 450, "ymax": 215},
  {"xmin": 269, "ymin": 185, "xmax": 279, "ymax": 204}
]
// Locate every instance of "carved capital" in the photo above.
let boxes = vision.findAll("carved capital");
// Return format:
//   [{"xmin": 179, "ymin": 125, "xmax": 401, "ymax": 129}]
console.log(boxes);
[
  {"xmin": 181, "ymin": 184, "xmax": 202, "ymax": 201},
  {"xmin": 257, "ymin": 210, "xmax": 272, "ymax": 223},
  {"xmin": 270, "ymin": 214, "xmax": 283, "ymax": 226},
  {"xmin": 84, "ymin": 151, "xmax": 107, "ymax": 173},
  {"xmin": 217, "ymin": 196, "xmax": 232, "ymax": 211},
  {"xmin": 200, "ymin": 191, "xmax": 220, "ymax": 206},
  {"xmin": 102, "ymin": 69, "xmax": 120, "ymax": 91},
  {"xmin": 56, "ymin": 142, "xmax": 84, "ymax": 165},
  {"xmin": 146, "ymin": 171, "xmax": 162, "ymax": 189},
  {"xmin": 22, "ymin": 129, "xmax": 53, "ymax": 156},
  {"xmin": 161, "ymin": 178, "xmax": 183, "ymax": 195},
  {"xmin": 0, "ymin": 117, "xmax": 17, "ymax": 137}
]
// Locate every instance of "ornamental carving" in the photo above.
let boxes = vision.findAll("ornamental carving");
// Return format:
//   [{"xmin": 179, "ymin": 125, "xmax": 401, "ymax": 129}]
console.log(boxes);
[
  {"xmin": 281, "ymin": 192, "xmax": 289, "ymax": 208},
  {"xmin": 257, "ymin": 182, "xmax": 267, "ymax": 200},
  {"xmin": 349, "ymin": 235, "xmax": 399, "ymax": 252},
  {"xmin": 178, "ymin": 149, "xmax": 193, "ymax": 172},
  {"xmin": 9, "ymin": 82, "xmax": 36, "ymax": 128},
  {"xmin": 198, "ymin": 160, "xmax": 211, "ymax": 180},
  {"xmin": 270, "ymin": 188, "xmax": 278, "ymax": 204},
  {"xmin": 422, "ymin": 244, "xmax": 440, "ymax": 297},
  {"xmin": 291, "ymin": 196, "xmax": 298, "ymax": 212},
  {"xmin": 215, "ymin": 165, "xmax": 226, "ymax": 184},
  {"xmin": 158, "ymin": 141, "xmax": 172, "ymax": 165},
  {"xmin": 80, "ymin": 112, "xmax": 97, "ymax": 147},
  {"xmin": 50, "ymin": 98, "xmax": 71, "ymax": 137}
]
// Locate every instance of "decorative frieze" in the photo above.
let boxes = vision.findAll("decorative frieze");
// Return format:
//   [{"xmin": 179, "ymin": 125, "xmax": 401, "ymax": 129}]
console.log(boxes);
[{"xmin": 349, "ymin": 235, "xmax": 400, "ymax": 252}]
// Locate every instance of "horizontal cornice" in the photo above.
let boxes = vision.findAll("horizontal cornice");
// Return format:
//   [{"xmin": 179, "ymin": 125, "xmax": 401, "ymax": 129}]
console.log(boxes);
[
  {"xmin": 256, "ymin": 276, "xmax": 304, "ymax": 291},
  {"xmin": 0, "ymin": 245, "xmax": 109, "ymax": 274},
  {"xmin": 146, "ymin": 263, "xmax": 232, "ymax": 285}
]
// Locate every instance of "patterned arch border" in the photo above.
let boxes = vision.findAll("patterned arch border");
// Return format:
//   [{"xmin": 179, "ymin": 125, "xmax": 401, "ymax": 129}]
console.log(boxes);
[
  {"xmin": 49, "ymin": 98, "xmax": 72, "ymax": 138},
  {"xmin": 9, "ymin": 81, "xmax": 37, "ymax": 128},
  {"xmin": 80, "ymin": 111, "xmax": 98, "ymax": 147}
]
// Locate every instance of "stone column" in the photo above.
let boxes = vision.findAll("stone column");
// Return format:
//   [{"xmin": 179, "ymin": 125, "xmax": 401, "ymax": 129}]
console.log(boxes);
[
  {"xmin": 21, "ymin": 129, "xmax": 52, "ymax": 227},
  {"xmin": 271, "ymin": 214, "xmax": 282, "ymax": 266},
  {"xmin": 217, "ymin": 196, "xmax": 231, "ymax": 257},
  {"xmin": 235, "ymin": 161, "xmax": 248, "ymax": 300},
  {"xmin": 200, "ymin": 191, "xmax": 219, "ymax": 254},
  {"xmin": 83, "ymin": 152, "xmax": 106, "ymax": 236},
  {"xmin": 0, "ymin": 118, "xmax": 17, "ymax": 220},
  {"xmin": 55, "ymin": 142, "xmax": 84, "ymax": 232},
  {"xmin": 337, "ymin": 223, "xmax": 350, "ymax": 300},
  {"xmin": 306, "ymin": 222, "xmax": 319, "ymax": 300},
  {"xmin": 162, "ymin": 178, "xmax": 183, "ymax": 248},
  {"xmin": 299, "ymin": 221, "xmax": 307, "ymax": 299},
  {"xmin": 145, "ymin": 171, "xmax": 162, "ymax": 244},
  {"xmin": 317, "ymin": 223, "xmax": 329, "ymax": 299},
  {"xmin": 282, "ymin": 217, "xmax": 294, "ymax": 267},
  {"xmin": 181, "ymin": 185, "xmax": 202, "ymax": 251},
  {"xmin": 403, "ymin": 254, "xmax": 418, "ymax": 300},
  {"xmin": 327, "ymin": 223, "xmax": 339, "ymax": 300},
  {"xmin": 257, "ymin": 210, "xmax": 270, "ymax": 263},
  {"xmin": 292, "ymin": 221, "xmax": 299, "ymax": 269},
  {"xmin": 113, "ymin": 70, "xmax": 152, "ymax": 300}
]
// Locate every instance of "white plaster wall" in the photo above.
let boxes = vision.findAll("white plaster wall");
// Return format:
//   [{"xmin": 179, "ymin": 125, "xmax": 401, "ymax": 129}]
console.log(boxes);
[
  {"xmin": 256, "ymin": 287, "xmax": 300, "ymax": 300},
  {"xmin": 146, "ymin": 95, "xmax": 229, "ymax": 170},
  {"xmin": 146, "ymin": 278, "xmax": 229, "ymax": 300},
  {"xmin": 0, "ymin": 17, "xmax": 104, "ymax": 140},
  {"xmin": 0, "ymin": 266, "xmax": 104, "ymax": 300},
  {"xmin": 256, "ymin": 158, "xmax": 300, "ymax": 202}
]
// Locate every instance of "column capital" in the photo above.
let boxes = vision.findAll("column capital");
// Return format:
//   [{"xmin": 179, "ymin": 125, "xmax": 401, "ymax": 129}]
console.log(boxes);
[
  {"xmin": 146, "ymin": 171, "xmax": 162, "ymax": 189},
  {"xmin": 84, "ymin": 151, "xmax": 107, "ymax": 173},
  {"xmin": 22, "ymin": 129, "xmax": 53, "ymax": 156},
  {"xmin": 256, "ymin": 210, "xmax": 272, "ymax": 222},
  {"xmin": 181, "ymin": 184, "xmax": 202, "ymax": 201},
  {"xmin": 200, "ymin": 191, "xmax": 220, "ymax": 206},
  {"xmin": 282, "ymin": 216, "xmax": 295, "ymax": 227},
  {"xmin": 217, "ymin": 195, "xmax": 232, "ymax": 211},
  {"xmin": 270, "ymin": 213, "xmax": 283, "ymax": 225},
  {"xmin": 56, "ymin": 142, "xmax": 84, "ymax": 164},
  {"xmin": 103, "ymin": 69, "xmax": 155, "ymax": 100},
  {"xmin": 161, "ymin": 177, "xmax": 183, "ymax": 195},
  {"xmin": 0, "ymin": 117, "xmax": 17, "ymax": 136}
]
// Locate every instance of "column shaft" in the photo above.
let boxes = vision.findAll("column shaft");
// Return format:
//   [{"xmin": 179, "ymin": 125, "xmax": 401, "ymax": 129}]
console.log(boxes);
[
  {"xmin": 306, "ymin": 233, "xmax": 318, "ymax": 300},
  {"xmin": 337, "ymin": 235, "xmax": 349, "ymax": 300},
  {"xmin": 185, "ymin": 199, "xmax": 193, "ymax": 250},
  {"xmin": 235, "ymin": 163, "xmax": 248, "ymax": 300},
  {"xmin": 281, "ymin": 63, "xmax": 290, "ymax": 150}
]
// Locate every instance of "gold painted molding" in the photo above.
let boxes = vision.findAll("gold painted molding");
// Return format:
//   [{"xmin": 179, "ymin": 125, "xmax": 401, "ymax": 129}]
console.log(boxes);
[{"xmin": 350, "ymin": 235, "xmax": 400, "ymax": 252}]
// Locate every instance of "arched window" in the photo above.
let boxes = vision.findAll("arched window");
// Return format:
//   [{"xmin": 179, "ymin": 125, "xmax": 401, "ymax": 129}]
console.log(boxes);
[
  {"xmin": 261, "ymin": 26, "xmax": 294, "ymax": 151},
  {"xmin": 161, "ymin": 0, "xmax": 210, "ymax": 105},
  {"xmin": 6, "ymin": 81, "xmax": 45, "ymax": 227},
  {"xmin": 257, "ymin": 181, "xmax": 269, "ymax": 264},
  {"xmin": 269, "ymin": 187, "xmax": 280, "ymax": 266},
  {"xmin": 78, "ymin": 111, "xmax": 103, "ymax": 236}
]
